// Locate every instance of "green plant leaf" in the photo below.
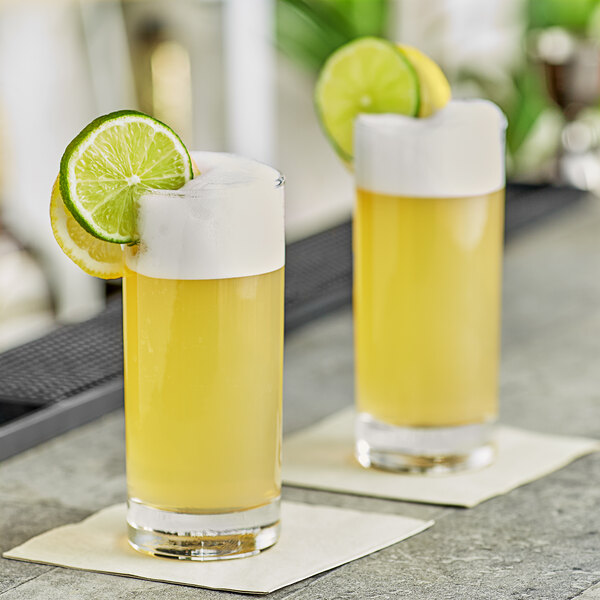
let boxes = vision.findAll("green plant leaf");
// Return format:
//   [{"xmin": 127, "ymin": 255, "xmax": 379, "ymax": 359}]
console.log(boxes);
[{"xmin": 276, "ymin": 0, "xmax": 389, "ymax": 71}]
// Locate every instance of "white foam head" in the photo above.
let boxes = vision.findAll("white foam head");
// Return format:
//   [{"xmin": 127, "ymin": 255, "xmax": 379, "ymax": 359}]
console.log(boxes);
[
  {"xmin": 354, "ymin": 99, "xmax": 507, "ymax": 198},
  {"xmin": 126, "ymin": 152, "xmax": 285, "ymax": 280}
]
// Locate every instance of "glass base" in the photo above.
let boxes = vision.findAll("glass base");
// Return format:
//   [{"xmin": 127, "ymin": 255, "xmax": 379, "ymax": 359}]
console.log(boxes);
[
  {"xmin": 355, "ymin": 413, "xmax": 496, "ymax": 475},
  {"xmin": 127, "ymin": 497, "xmax": 280, "ymax": 561}
]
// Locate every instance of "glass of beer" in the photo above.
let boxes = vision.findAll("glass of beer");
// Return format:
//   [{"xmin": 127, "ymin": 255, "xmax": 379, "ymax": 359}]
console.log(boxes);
[
  {"xmin": 123, "ymin": 152, "xmax": 285, "ymax": 559},
  {"xmin": 353, "ymin": 100, "xmax": 506, "ymax": 473}
]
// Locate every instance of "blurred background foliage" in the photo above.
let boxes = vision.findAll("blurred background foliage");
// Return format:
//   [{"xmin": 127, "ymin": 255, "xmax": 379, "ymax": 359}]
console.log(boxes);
[
  {"xmin": 276, "ymin": 0, "xmax": 388, "ymax": 72},
  {"xmin": 276, "ymin": 0, "xmax": 600, "ymax": 176},
  {"xmin": 528, "ymin": 0, "xmax": 600, "ymax": 31}
]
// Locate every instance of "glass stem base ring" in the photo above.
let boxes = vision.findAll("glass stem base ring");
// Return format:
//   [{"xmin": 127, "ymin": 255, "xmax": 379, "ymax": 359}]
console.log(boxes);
[
  {"xmin": 355, "ymin": 413, "xmax": 496, "ymax": 475},
  {"xmin": 127, "ymin": 497, "xmax": 280, "ymax": 561}
]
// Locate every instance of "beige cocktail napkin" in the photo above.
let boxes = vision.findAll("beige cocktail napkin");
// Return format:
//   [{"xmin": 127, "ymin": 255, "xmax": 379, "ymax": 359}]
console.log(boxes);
[
  {"xmin": 3, "ymin": 501, "xmax": 432, "ymax": 595},
  {"xmin": 283, "ymin": 409, "xmax": 600, "ymax": 508}
]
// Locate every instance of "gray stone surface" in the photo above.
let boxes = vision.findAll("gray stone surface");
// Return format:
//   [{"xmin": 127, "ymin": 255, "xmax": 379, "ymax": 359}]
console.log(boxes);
[
  {"xmin": 577, "ymin": 582, "xmax": 600, "ymax": 598},
  {"xmin": 2, "ymin": 197, "xmax": 600, "ymax": 598}
]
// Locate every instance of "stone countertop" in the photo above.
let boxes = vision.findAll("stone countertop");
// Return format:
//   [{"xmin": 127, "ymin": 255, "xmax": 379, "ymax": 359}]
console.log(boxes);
[{"xmin": 1, "ymin": 197, "xmax": 600, "ymax": 599}]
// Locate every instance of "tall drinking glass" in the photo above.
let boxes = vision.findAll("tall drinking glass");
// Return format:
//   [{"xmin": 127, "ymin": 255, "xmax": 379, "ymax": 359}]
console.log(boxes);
[
  {"xmin": 353, "ymin": 100, "xmax": 506, "ymax": 473},
  {"xmin": 123, "ymin": 152, "xmax": 285, "ymax": 559}
]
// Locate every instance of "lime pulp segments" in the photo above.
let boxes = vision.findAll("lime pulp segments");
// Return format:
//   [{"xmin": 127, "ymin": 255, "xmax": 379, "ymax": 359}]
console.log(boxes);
[
  {"xmin": 59, "ymin": 110, "xmax": 193, "ymax": 244},
  {"xmin": 315, "ymin": 37, "xmax": 420, "ymax": 161}
]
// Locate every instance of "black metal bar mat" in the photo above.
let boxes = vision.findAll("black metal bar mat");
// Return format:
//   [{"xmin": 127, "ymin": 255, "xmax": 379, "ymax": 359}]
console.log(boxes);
[
  {"xmin": 0, "ymin": 301, "xmax": 124, "ymax": 460},
  {"xmin": 504, "ymin": 183, "xmax": 583, "ymax": 236},
  {"xmin": 0, "ymin": 300, "xmax": 123, "ymax": 406},
  {"xmin": 0, "ymin": 183, "xmax": 585, "ymax": 459}
]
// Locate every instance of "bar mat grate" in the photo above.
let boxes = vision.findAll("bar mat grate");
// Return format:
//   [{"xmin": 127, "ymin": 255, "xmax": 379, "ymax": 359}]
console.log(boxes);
[{"xmin": 0, "ymin": 300, "xmax": 122, "ymax": 406}]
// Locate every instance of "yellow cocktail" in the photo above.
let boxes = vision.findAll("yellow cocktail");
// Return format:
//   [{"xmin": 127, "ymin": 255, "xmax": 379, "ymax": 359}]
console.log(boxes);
[
  {"xmin": 123, "ymin": 267, "xmax": 284, "ymax": 512},
  {"xmin": 124, "ymin": 151, "xmax": 285, "ymax": 559},
  {"xmin": 354, "ymin": 189, "xmax": 504, "ymax": 427},
  {"xmin": 354, "ymin": 100, "xmax": 506, "ymax": 473}
]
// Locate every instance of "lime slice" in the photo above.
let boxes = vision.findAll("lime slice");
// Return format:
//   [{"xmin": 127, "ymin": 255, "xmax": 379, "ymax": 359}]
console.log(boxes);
[
  {"xmin": 50, "ymin": 177, "xmax": 123, "ymax": 279},
  {"xmin": 59, "ymin": 110, "xmax": 193, "ymax": 244},
  {"xmin": 315, "ymin": 37, "xmax": 420, "ymax": 161},
  {"xmin": 397, "ymin": 45, "xmax": 451, "ymax": 117}
]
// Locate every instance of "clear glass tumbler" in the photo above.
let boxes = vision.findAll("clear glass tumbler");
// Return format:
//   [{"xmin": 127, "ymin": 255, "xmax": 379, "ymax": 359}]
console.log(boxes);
[
  {"xmin": 353, "ymin": 100, "xmax": 506, "ymax": 474},
  {"xmin": 123, "ymin": 152, "xmax": 285, "ymax": 559}
]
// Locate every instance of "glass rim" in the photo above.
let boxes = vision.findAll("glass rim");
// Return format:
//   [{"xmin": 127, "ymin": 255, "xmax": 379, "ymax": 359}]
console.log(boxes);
[{"xmin": 140, "ymin": 172, "xmax": 285, "ymax": 200}]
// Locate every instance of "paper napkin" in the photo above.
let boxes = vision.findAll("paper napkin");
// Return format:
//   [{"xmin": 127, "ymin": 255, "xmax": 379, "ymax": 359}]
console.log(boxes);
[
  {"xmin": 3, "ymin": 501, "xmax": 433, "ymax": 595},
  {"xmin": 283, "ymin": 409, "xmax": 600, "ymax": 507}
]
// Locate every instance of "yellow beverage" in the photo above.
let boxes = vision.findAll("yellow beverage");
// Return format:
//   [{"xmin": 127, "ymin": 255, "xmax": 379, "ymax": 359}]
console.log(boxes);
[
  {"xmin": 354, "ymin": 188, "xmax": 504, "ymax": 428},
  {"xmin": 123, "ymin": 265, "xmax": 284, "ymax": 513}
]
